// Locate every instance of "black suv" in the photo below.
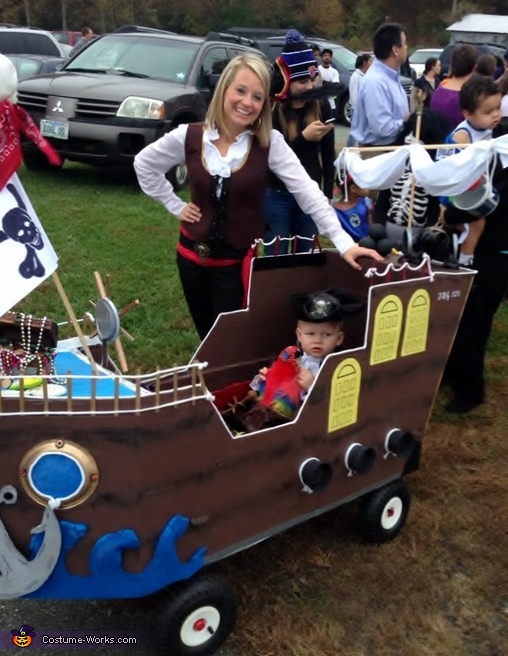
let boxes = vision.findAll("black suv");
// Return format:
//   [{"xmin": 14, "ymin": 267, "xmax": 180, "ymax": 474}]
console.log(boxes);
[
  {"xmin": 439, "ymin": 41, "xmax": 505, "ymax": 78},
  {"xmin": 16, "ymin": 26, "xmax": 261, "ymax": 187},
  {"xmin": 252, "ymin": 36, "xmax": 414, "ymax": 126}
]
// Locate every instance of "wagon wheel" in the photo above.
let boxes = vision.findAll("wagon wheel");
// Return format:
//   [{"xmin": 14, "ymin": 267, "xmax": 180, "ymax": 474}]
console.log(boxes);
[
  {"xmin": 357, "ymin": 479, "xmax": 411, "ymax": 544},
  {"xmin": 90, "ymin": 271, "xmax": 139, "ymax": 373},
  {"xmin": 157, "ymin": 572, "xmax": 237, "ymax": 656}
]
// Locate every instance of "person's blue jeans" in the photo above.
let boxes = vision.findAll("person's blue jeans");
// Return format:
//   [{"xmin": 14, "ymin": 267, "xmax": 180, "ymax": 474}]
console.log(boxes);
[{"xmin": 263, "ymin": 187, "xmax": 318, "ymax": 255}]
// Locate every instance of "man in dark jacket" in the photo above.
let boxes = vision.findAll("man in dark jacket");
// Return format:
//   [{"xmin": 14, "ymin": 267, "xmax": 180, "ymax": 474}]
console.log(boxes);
[{"xmin": 442, "ymin": 158, "xmax": 508, "ymax": 413}]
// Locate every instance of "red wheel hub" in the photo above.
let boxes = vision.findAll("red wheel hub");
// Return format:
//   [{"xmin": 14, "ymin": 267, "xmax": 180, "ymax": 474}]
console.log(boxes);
[{"xmin": 193, "ymin": 618, "xmax": 207, "ymax": 632}]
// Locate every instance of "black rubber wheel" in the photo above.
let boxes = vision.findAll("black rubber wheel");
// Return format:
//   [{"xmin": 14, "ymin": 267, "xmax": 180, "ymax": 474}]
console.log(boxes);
[
  {"xmin": 339, "ymin": 93, "xmax": 352, "ymax": 126},
  {"xmin": 157, "ymin": 573, "xmax": 237, "ymax": 656},
  {"xmin": 23, "ymin": 148, "xmax": 64, "ymax": 171},
  {"xmin": 358, "ymin": 479, "xmax": 411, "ymax": 544}
]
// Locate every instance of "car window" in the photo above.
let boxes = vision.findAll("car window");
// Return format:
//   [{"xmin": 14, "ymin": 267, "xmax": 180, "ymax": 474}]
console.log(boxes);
[
  {"xmin": 199, "ymin": 46, "xmax": 229, "ymax": 86},
  {"xmin": 315, "ymin": 41, "xmax": 357, "ymax": 71},
  {"xmin": 11, "ymin": 57, "xmax": 41, "ymax": 80},
  {"xmin": 409, "ymin": 50, "xmax": 441, "ymax": 64},
  {"xmin": 66, "ymin": 35, "xmax": 201, "ymax": 83},
  {"xmin": 0, "ymin": 31, "xmax": 61, "ymax": 56},
  {"xmin": 265, "ymin": 44, "xmax": 283, "ymax": 61},
  {"xmin": 53, "ymin": 33, "xmax": 69, "ymax": 44}
]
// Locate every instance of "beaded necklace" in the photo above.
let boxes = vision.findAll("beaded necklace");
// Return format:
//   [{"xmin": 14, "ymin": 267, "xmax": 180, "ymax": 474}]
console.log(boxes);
[{"xmin": 0, "ymin": 313, "xmax": 57, "ymax": 378}]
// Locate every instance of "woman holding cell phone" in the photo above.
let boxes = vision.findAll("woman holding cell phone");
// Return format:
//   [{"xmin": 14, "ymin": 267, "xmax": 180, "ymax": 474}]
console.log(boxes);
[{"xmin": 264, "ymin": 29, "xmax": 336, "ymax": 255}]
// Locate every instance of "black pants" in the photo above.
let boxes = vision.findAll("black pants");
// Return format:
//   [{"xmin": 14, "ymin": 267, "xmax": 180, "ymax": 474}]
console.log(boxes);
[
  {"xmin": 445, "ymin": 251, "xmax": 508, "ymax": 403},
  {"xmin": 177, "ymin": 253, "xmax": 244, "ymax": 341}
]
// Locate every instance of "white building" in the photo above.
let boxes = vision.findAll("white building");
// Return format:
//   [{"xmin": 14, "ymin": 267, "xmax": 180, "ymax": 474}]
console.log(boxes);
[{"xmin": 447, "ymin": 13, "xmax": 508, "ymax": 48}]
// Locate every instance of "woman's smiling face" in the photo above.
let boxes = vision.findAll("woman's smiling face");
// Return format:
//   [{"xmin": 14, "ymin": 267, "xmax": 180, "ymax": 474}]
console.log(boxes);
[{"xmin": 222, "ymin": 66, "xmax": 265, "ymax": 136}]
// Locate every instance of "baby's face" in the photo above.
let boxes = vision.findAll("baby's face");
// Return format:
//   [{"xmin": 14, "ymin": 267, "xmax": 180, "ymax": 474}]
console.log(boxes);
[{"xmin": 296, "ymin": 320, "xmax": 344, "ymax": 358}]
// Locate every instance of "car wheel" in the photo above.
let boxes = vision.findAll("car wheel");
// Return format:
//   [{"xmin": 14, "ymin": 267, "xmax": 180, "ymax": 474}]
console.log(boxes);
[
  {"xmin": 23, "ymin": 148, "xmax": 64, "ymax": 172},
  {"xmin": 358, "ymin": 479, "xmax": 411, "ymax": 544},
  {"xmin": 340, "ymin": 94, "xmax": 352, "ymax": 127},
  {"xmin": 157, "ymin": 573, "xmax": 237, "ymax": 656},
  {"xmin": 168, "ymin": 163, "xmax": 188, "ymax": 191}
]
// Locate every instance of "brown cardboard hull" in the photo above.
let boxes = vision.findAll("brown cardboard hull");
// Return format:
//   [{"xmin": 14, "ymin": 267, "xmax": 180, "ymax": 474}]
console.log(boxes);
[{"xmin": 0, "ymin": 251, "xmax": 475, "ymax": 599}]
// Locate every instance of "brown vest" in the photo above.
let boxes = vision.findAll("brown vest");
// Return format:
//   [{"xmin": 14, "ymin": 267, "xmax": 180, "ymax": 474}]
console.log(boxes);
[{"xmin": 184, "ymin": 123, "xmax": 270, "ymax": 249}]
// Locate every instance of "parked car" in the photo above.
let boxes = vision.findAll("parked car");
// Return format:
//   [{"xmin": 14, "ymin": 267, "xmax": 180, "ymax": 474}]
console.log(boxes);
[
  {"xmin": 0, "ymin": 26, "xmax": 67, "ymax": 58},
  {"xmin": 408, "ymin": 48, "xmax": 443, "ymax": 78},
  {"xmin": 16, "ymin": 26, "xmax": 262, "ymax": 187},
  {"xmin": 52, "ymin": 30, "xmax": 82, "ymax": 47},
  {"xmin": 439, "ymin": 41, "xmax": 505, "ymax": 78},
  {"xmin": 6, "ymin": 53, "xmax": 66, "ymax": 81},
  {"xmin": 254, "ymin": 37, "xmax": 413, "ymax": 126}
]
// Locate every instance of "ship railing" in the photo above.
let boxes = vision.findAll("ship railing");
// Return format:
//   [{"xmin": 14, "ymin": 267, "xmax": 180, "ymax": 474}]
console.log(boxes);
[{"xmin": 0, "ymin": 360, "xmax": 214, "ymax": 417}]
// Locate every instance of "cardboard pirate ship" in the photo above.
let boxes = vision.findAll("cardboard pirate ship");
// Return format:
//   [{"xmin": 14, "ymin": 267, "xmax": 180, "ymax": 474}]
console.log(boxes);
[{"xmin": 0, "ymin": 245, "xmax": 474, "ymax": 653}]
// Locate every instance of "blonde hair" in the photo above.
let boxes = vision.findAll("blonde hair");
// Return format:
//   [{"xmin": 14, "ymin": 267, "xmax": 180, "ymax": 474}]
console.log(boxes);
[{"xmin": 205, "ymin": 53, "xmax": 273, "ymax": 148}]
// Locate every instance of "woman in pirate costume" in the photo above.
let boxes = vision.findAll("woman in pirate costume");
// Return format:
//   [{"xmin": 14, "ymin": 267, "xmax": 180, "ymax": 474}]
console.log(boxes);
[{"xmin": 134, "ymin": 53, "xmax": 381, "ymax": 340}]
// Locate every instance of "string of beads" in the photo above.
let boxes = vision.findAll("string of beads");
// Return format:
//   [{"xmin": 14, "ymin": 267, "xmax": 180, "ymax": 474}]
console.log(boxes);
[{"xmin": 0, "ymin": 313, "xmax": 57, "ymax": 379}]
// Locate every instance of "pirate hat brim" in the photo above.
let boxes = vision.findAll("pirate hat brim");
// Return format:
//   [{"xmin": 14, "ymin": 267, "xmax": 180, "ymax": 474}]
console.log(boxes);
[
  {"xmin": 270, "ymin": 56, "xmax": 291, "ymax": 102},
  {"xmin": 290, "ymin": 288, "xmax": 365, "ymax": 322}
]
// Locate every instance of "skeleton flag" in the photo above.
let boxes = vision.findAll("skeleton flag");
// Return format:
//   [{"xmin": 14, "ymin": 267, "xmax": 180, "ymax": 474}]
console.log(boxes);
[{"xmin": 0, "ymin": 173, "xmax": 58, "ymax": 316}]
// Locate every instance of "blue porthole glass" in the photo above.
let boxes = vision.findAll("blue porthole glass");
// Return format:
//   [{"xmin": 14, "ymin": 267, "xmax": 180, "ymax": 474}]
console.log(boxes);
[{"xmin": 28, "ymin": 453, "xmax": 85, "ymax": 502}]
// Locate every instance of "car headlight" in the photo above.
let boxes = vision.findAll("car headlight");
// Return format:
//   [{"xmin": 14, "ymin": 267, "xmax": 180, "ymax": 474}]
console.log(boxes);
[{"xmin": 117, "ymin": 97, "xmax": 165, "ymax": 119}]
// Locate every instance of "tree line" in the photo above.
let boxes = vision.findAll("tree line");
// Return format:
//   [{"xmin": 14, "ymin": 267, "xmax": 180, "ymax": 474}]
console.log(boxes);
[{"xmin": 2, "ymin": 0, "xmax": 508, "ymax": 51}]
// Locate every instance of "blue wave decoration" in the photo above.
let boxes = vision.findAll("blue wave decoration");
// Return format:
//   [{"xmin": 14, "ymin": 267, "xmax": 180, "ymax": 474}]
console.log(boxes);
[{"xmin": 26, "ymin": 515, "xmax": 206, "ymax": 599}]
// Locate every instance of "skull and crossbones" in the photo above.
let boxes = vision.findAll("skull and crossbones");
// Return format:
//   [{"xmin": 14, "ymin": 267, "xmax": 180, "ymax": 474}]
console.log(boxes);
[{"xmin": 0, "ymin": 183, "xmax": 45, "ymax": 278}]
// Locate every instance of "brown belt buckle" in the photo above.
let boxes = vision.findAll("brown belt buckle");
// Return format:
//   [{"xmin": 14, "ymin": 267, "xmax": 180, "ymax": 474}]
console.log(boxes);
[{"xmin": 194, "ymin": 242, "xmax": 211, "ymax": 261}]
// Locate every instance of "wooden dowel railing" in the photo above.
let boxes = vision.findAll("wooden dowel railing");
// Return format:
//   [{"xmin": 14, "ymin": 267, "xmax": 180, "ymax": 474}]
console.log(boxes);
[
  {"xmin": 42, "ymin": 378, "xmax": 49, "ymax": 415},
  {"xmin": 90, "ymin": 376, "xmax": 96, "ymax": 415},
  {"xmin": 135, "ymin": 369, "xmax": 141, "ymax": 416},
  {"xmin": 346, "ymin": 142, "xmax": 472, "ymax": 154},
  {"xmin": 173, "ymin": 366, "xmax": 178, "ymax": 404},
  {"xmin": 18, "ymin": 378, "xmax": 24, "ymax": 414},
  {"xmin": 67, "ymin": 372, "xmax": 73, "ymax": 414},
  {"xmin": 155, "ymin": 367, "xmax": 161, "ymax": 413},
  {"xmin": 191, "ymin": 366, "xmax": 197, "ymax": 406},
  {"xmin": 114, "ymin": 375, "xmax": 120, "ymax": 416}
]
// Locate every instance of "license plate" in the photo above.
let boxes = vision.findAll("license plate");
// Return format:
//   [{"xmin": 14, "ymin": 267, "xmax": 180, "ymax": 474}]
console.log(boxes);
[{"xmin": 40, "ymin": 119, "xmax": 69, "ymax": 140}]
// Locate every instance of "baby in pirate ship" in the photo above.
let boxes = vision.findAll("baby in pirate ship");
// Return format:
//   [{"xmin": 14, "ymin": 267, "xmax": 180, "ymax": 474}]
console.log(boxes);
[{"xmin": 231, "ymin": 288, "xmax": 364, "ymax": 433}]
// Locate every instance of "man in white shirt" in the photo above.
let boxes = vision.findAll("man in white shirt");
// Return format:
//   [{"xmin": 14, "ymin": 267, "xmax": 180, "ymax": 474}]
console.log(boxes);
[
  {"xmin": 318, "ymin": 48, "xmax": 340, "ymax": 114},
  {"xmin": 346, "ymin": 53, "xmax": 373, "ymax": 146}
]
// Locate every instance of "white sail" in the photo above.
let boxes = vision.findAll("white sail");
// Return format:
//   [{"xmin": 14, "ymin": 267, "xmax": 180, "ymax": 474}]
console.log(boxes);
[{"xmin": 0, "ymin": 173, "xmax": 58, "ymax": 316}]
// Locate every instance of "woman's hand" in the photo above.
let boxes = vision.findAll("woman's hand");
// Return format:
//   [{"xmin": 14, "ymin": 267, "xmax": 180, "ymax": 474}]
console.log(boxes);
[
  {"xmin": 179, "ymin": 202, "xmax": 202, "ymax": 223},
  {"xmin": 302, "ymin": 120, "xmax": 334, "ymax": 142},
  {"xmin": 342, "ymin": 245, "xmax": 384, "ymax": 271}
]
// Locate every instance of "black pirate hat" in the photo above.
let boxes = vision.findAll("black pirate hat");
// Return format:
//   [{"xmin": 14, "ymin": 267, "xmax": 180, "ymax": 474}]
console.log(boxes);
[{"xmin": 290, "ymin": 289, "xmax": 365, "ymax": 323}]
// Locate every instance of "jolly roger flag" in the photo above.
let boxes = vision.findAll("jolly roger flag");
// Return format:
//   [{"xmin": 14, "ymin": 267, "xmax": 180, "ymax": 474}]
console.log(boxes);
[{"xmin": 0, "ymin": 173, "xmax": 58, "ymax": 316}]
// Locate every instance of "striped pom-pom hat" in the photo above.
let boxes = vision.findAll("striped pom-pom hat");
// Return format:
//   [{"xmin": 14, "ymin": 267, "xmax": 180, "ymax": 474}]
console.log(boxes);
[{"xmin": 279, "ymin": 29, "xmax": 318, "ymax": 81}]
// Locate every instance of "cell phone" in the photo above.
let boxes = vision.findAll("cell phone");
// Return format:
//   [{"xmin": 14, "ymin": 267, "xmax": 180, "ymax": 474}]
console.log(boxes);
[{"xmin": 324, "ymin": 117, "xmax": 335, "ymax": 124}]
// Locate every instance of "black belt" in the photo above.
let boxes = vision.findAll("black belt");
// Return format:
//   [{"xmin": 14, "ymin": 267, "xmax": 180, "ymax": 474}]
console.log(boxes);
[{"xmin": 179, "ymin": 232, "xmax": 248, "ymax": 261}]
